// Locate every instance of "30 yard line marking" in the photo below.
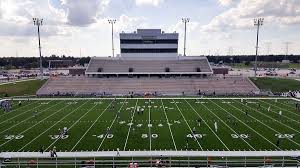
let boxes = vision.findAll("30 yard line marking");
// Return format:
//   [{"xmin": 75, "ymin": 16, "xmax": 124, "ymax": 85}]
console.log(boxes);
[
  {"xmin": 0, "ymin": 101, "xmax": 46, "ymax": 125},
  {"xmin": 18, "ymin": 100, "xmax": 90, "ymax": 152},
  {"xmin": 258, "ymin": 99, "xmax": 300, "ymax": 118},
  {"xmin": 0, "ymin": 100, "xmax": 57, "ymax": 134},
  {"xmin": 161, "ymin": 99, "xmax": 177, "ymax": 150},
  {"xmin": 172, "ymin": 99, "xmax": 203, "ymax": 150},
  {"xmin": 185, "ymin": 99, "xmax": 229, "ymax": 151},
  {"xmin": 97, "ymin": 99, "xmax": 127, "ymax": 151},
  {"xmin": 45, "ymin": 101, "xmax": 98, "ymax": 151},
  {"xmin": 232, "ymin": 99, "xmax": 300, "ymax": 148},
  {"xmin": 71, "ymin": 100, "xmax": 114, "ymax": 151},
  {"xmin": 0, "ymin": 101, "xmax": 66, "ymax": 149},
  {"xmin": 200, "ymin": 99, "xmax": 255, "ymax": 151},
  {"xmin": 123, "ymin": 99, "xmax": 138, "ymax": 151},
  {"xmin": 0, "ymin": 100, "xmax": 36, "ymax": 119}
]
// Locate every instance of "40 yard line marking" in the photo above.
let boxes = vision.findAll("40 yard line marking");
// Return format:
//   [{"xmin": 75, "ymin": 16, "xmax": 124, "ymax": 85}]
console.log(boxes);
[
  {"xmin": 71, "ymin": 100, "xmax": 114, "ymax": 151},
  {"xmin": 45, "ymin": 101, "xmax": 98, "ymax": 151},
  {"xmin": 123, "ymin": 99, "xmax": 139, "ymax": 151},
  {"xmin": 185, "ymin": 99, "xmax": 229, "ymax": 151},
  {"xmin": 200, "ymin": 99, "xmax": 256, "ymax": 151},
  {"xmin": 18, "ymin": 100, "xmax": 90, "ymax": 152},
  {"xmin": 161, "ymin": 99, "xmax": 177, "ymax": 150},
  {"xmin": 172, "ymin": 99, "xmax": 203, "ymax": 151},
  {"xmin": 97, "ymin": 99, "xmax": 127, "ymax": 151}
]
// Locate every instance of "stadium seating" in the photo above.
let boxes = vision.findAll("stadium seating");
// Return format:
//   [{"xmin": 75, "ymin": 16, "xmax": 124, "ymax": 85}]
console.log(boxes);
[{"xmin": 37, "ymin": 76, "xmax": 259, "ymax": 96}]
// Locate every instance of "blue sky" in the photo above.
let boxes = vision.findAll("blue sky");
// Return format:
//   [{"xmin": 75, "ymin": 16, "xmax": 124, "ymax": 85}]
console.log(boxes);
[{"xmin": 0, "ymin": 0, "xmax": 299, "ymax": 57}]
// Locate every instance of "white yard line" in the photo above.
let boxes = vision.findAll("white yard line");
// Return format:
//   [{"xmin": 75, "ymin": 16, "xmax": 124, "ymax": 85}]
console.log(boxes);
[
  {"xmin": 123, "ymin": 99, "xmax": 139, "ymax": 151},
  {"xmin": 18, "ymin": 101, "xmax": 89, "ymax": 152},
  {"xmin": 0, "ymin": 101, "xmax": 45, "ymax": 125},
  {"xmin": 71, "ymin": 100, "xmax": 114, "ymax": 151},
  {"xmin": 172, "ymin": 99, "xmax": 203, "ymax": 150},
  {"xmin": 148, "ymin": 99, "xmax": 152, "ymax": 151},
  {"xmin": 0, "ymin": 101, "xmax": 57, "ymax": 134},
  {"xmin": 258, "ymin": 99, "xmax": 300, "ymax": 118},
  {"xmin": 0, "ymin": 100, "xmax": 36, "ymax": 119},
  {"xmin": 45, "ymin": 101, "xmax": 98, "ymax": 151},
  {"xmin": 200, "ymin": 100, "xmax": 256, "ymax": 151},
  {"xmin": 232, "ymin": 99, "xmax": 300, "ymax": 148},
  {"xmin": 0, "ymin": 101, "xmax": 67, "ymax": 149},
  {"xmin": 184, "ymin": 99, "xmax": 229, "ymax": 151},
  {"xmin": 160, "ymin": 99, "xmax": 177, "ymax": 150},
  {"xmin": 97, "ymin": 99, "xmax": 127, "ymax": 151},
  {"xmin": 275, "ymin": 100, "xmax": 298, "ymax": 109}
]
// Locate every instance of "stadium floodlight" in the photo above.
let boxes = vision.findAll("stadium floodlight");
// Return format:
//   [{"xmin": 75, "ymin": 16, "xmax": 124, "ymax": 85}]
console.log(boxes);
[
  {"xmin": 182, "ymin": 18, "xmax": 190, "ymax": 56},
  {"xmin": 253, "ymin": 17, "xmax": 264, "ymax": 79},
  {"xmin": 33, "ymin": 18, "xmax": 44, "ymax": 79},
  {"xmin": 108, "ymin": 19, "xmax": 117, "ymax": 57}
]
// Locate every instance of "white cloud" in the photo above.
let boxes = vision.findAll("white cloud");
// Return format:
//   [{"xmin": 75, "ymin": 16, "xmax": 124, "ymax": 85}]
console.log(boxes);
[
  {"xmin": 218, "ymin": 0, "xmax": 234, "ymax": 6},
  {"xmin": 135, "ymin": 0, "xmax": 164, "ymax": 7},
  {"xmin": 203, "ymin": 0, "xmax": 300, "ymax": 32}
]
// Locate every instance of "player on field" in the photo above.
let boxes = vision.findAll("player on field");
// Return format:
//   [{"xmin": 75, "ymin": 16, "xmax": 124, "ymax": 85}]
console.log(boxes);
[
  {"xmin": 33, "ymin": 110, "xmax": 37, "ymax": 118},
  {"xmin": 279, "ymin": 111, "xmax": 282, "ymax": 118},
  {"xmin": 214, "ymin": 122, "xmax": 218, "ymax": 132},
  {"xmin": 276, "ymin": 138, "xmax": 280, "ymax": 147},
  {"xmin": 192, "ymin": 127, "xmax": 196, "ymax": 134},
  {"xmin": 18, "ymin": 101, "xmax": 22, "ymax": 106},
  {"xmin": 267, "ymin": 106, "xmax": 270, "ymax": 112},
  {"xmin": 197, "ymin": 118, "xmax": 201, "ymax": 127}
]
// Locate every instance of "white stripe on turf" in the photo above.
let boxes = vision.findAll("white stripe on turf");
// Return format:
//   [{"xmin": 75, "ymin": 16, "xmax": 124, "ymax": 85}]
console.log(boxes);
[
  {"xmin": 161, "ymin": 99, "xmax": 177, "ymax": 150},
  {"xmin": 172, "ymin": 99, "xmax": 203, "ymax": 151},
  {"xmin": 18, "ymin": 100, "xmax": 90, "ymax": 152},
  {"xmin": 200, "ymin": 99, "xmax": 256, "ymax": 151},
  {"xmin": 97, "ymin": 99, "xmax": 127, "ymax": 151},
  {"xmin": 71, "ymin": 100, "xmax": 114, "ymax": 151},
  {"xmin": 123, "ymin": 99, "xmax": 139, "ymax": 151},
  {"xmin": 185, "ymin": 99, "xmax": 229, "ymax": 151},
  {"xmin": 258, "ymin": 99, "xmax": 300, "ymax": 118},
  {"xmin": 148, "ymin": 99, "xmax": 151, "ymax": 151},
  {"xmin": 45, "ymin": 101, "xmax": 99, "ymax": 151}
]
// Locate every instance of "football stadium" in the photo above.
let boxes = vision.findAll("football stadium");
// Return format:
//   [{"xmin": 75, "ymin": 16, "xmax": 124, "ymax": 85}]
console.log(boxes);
[{"xmin": 0, "ymin": 27, "xmax": 299, "ymax": 167}]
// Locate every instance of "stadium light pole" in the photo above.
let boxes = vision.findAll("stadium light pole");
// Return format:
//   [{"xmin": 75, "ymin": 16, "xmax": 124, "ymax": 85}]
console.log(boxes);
[
  {"xmin": 108, "ymin": 19, "xmax": 116, "ymax": 57},
  {"xmin": 253, "ymin": 17, "xmax": 264, "ymax": 79},
  {"xmin": 182, "ymin": 18, "xmax": 190, "ymax": 56},
  {"xmin": 33, "ymin": 17, "xmax": 44, "ymax": 79}
]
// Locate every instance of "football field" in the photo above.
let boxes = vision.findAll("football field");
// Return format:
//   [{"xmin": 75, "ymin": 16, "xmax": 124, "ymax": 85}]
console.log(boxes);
[{"xmin": 0, "ymin": 97, "xmax": 300, "ymax": 152}]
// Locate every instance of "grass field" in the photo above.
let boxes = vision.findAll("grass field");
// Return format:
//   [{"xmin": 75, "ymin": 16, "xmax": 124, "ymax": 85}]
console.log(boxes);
[
  {"xmin": 0, "ymin": 79, "xmax": 46, "ymax": 97},
  {"xmin": 0, "ymin": 98, "xmax": 300, "ymax": 153},
  {"xmin": 250, "ymin": 77, "xmax": 300, "ymax": 92}
]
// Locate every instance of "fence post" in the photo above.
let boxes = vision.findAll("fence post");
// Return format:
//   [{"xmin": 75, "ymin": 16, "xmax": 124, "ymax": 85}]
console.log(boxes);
[
  {"xmin": 18, "ymin": 157, "xmax": 20, "ymax": 168},
  {"xmin": 244, "ymin": 156, "xmax": 247, "ymax": 168},
  {"xmin": 169, "ymin": 156, "xmax": 171, "ymax": 167},
  {"xmin": 37, "ymin": 157, "xmax": 39, "ymax": 168},
  {"xmin": 94, "ymin": 157, "xmax": 96, "ymax": 167},
  {"xmin": 56, "ymin": 157, "xmax": 58, "ymax": 168},
  {"xmin": 74, "ymin": 157, "xmax": 76, "ymax": 168},
  {"xmin": 188, "ymin": 156, "xmax": 190, "ymax": 167},
  {"xmin": 282, "ymin": 156, "xmax": 285, "ymax": 167},
  {"xmin": 113, "ymin": 156, "xmax": 114, "ymax": 168}
]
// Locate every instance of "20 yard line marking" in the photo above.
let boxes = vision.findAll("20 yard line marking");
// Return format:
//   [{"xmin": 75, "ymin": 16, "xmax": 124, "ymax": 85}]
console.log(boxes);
[
  {"xmin": 161, "ymin": 99, "xmax": 177, "ymax": 151},
  {"xmin": 172, "ymin": 99, "xmax": 203, "ymax": 150},
  {"xmin": 185, "ymin": 99, "xmax": 229, "ymax": 151},
  {"xmin": 97, "ymin": 99, "xmax": 127, "ymax": 151},
  {"xmin": 45, "ymin": 101, "xmax": 98, "ymax": 151},
  {"xmin": 123, "ymin": 99, "xmax": 139, "ymax": 151},
  {"xmin": 200, "ymin": 99, "xmax": 256, "ymax": 151},
  {"xmin": 71, "ymin": 100, "xmax": 114, "ymax": 151}
]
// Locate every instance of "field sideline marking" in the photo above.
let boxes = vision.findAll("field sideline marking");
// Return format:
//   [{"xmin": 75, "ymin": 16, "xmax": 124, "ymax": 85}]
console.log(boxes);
[
  {"xmin": 123, "ymin": 99, "xmax": 139, "ymax": 151},
  {"xmin": 0, "ymin": 100, "xmax": 36, "ymax": 119},
  {"xmin": 0, "ymin": 101, "xmax": 57, "ymax": 134},
  {"xmin": 18, "ymin": 100, "xmax": 90, "ymax": 152},
  {"xmin": 200, "ymin": 100, "xmax": 256, "ymax": 151},
  {"xmin": 185, "ymin": 99, "xmax": 229, "ymax": 151},
  {"xmin": 0, "ymin": 101, "xmax": 66, "ymax": 149},
  {"xmin": 0, "ymin": 101, "xmax": 44, "ymax": 125},
  {"xmin": 258, "ymin": 99, "xmax": 300, "ymax": 118},
  {"xmin": 97, "ymin": 99, "xmax": 127, "ymax": 151},
  {"xmin": 45, "ymin": 101, "xmax": 99, "ymax": 151},
  {"xmin": 172, "ymin": 99, "xmax": 203, "ymax": 150},
  {"xmin": 235, "ymin": 100, "xmax": 300, "ymax": 135},
  {"xmin": 148, "ymin": 99, "xmax": 152, "ymax": 151},
  {"xmin": 231, "ymin": 99, "xmax": 300, "ymax": 148},
  {"xmin": 161, "ymin": 99, "xmax": 177, "ymax": 150},
  {"xmin": 257, "ymin": 100, "xmax": 300, "ymax": 125},
  {"xmin": 71, "ymin": 100, "xmax": 114, "ymax": 151}
]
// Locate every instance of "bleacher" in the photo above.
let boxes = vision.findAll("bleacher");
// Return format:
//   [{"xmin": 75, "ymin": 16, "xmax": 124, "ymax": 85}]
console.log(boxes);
[{"xmin": 37, "ymin": 76, "xmax": 259, "ymax": 96}]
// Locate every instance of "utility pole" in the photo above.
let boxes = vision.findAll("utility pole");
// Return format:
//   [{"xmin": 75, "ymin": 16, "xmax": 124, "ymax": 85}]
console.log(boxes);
[
  {"xmin": 253, "ymin": 18, "xmax": 264, "ymax": 79},
  {"xmin": 182, "ymin": 18, "xmax": 190, "ymax": 56},
  {"xmin": 108, "ymin": 19, "xmax": 116, "ymax": 57},
  {"xmin": 33, "ymin": 18, "xmax": 44, "ymax": 79}
]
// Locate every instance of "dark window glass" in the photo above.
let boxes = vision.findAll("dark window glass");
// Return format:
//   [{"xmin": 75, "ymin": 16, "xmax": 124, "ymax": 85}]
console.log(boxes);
[
  {"xmin": 121, "ymin": 48, "xmax": 177, "ymax": 53},
  {"xmin": 120, "ymin": 39, "xmax": 178, "ymax": 44}
]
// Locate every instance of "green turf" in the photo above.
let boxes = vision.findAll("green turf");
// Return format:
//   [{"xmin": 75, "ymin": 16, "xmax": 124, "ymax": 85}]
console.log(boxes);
[
  {"xmin": 250, "ymin": 77, "xmax": 300, "ymax": 92},
  {"xmin": 0, "ymin": 79, "xmax": 46, "ymax": 97},
  {"xmin": 0, "ymin": 98, "xmax": 299, "ymax": 152}
]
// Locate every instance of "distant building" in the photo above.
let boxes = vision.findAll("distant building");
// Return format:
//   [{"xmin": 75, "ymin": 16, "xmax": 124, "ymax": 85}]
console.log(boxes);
[{"xmin": 120, "ymin": 29, "xmax": 178, "ymax": 58}]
